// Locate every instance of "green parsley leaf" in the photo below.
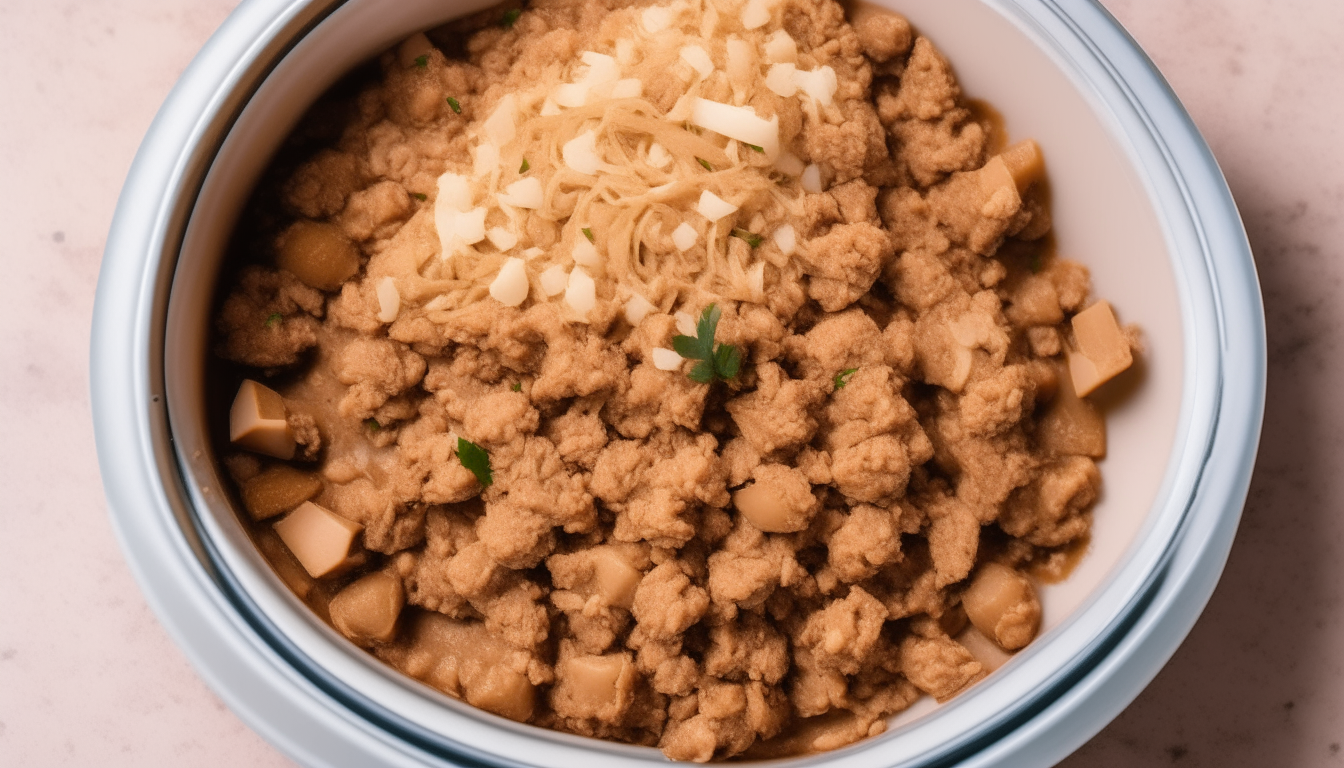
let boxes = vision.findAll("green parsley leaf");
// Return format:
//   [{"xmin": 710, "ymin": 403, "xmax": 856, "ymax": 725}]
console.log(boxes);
[
  {"xmin": 670, "ymin": 303, "xmax": 741, "ymax": 383},
  {"xmin": 696, "ymin": 157, "xmax": 714, "ymax": 172},
  {"xmin": 456, "ymin": 437, "xmax": 493, "ymax": 487},
  {"xmin": 511, "ymin": 381, "xmax": 522, "ymax": 392},
  {"xmin": 264, "ymin": 312, "xmax": 282, "ymax": 329},
  {"xmin": 519, "ymin": 158, "xmax": 530, "ymax": 173},
  {"xmin": 446, "ymin": 96, "xmax": 462, "ymax": 114},
  {"xmin": 500, "ymin": 8, "xmax": 522, "ymax": 28},
  {"xmin": 730, "ymin": 228, "xmax": 763, "ymax": 248},
  {"xmin": 364, "ymin": 418, "xmax": 381, "ymax": 431},
  {"xmin": 413, "ymin": 54, "xmax": 428, "ymax": 69},
  {"xmin": 833, "ymin": 368, "xmax": 858, "ymax": 390},
  {"xmin": 745, "ymin": 143, "xmax": 765, "ymax": 153},
  {"xmin": 581, "ymin": 227, "xmax": 595, "ymax": 242},
  {"xmin": 411, "ymin": 192, "xmax": 427, "ymax": 201}
]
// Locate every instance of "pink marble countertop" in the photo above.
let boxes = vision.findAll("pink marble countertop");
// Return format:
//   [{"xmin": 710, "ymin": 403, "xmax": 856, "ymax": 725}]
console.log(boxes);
[{"xmin": 1, "ymin": 0, "xmax": 1339, "ymax": 765}]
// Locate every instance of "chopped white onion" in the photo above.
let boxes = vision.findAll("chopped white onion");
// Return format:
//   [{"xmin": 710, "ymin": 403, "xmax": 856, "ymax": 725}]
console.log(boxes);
[
  {"xmin": 376, "ymin": 277, "xmax": 401, "ymax": 323},
  {"xmin": 455, "ymin": 207, "xmax": 487, "ymax": 244},
  {"xmin": 690, "ymin": 98, "xmax": 779, "ymax": 158},
  {"xmin": 486, "ymin": 226, "xmax": 518, "ymax": 251},
  {"xmin": 610, "ymin": 78, "xmax": 644, "ymax": 99},
  {"xmin": 763, "ymin": 30, "xmax": 797, "ymax": 64},
  {"xmin": 651, "ymin": 347, "xmax": 685, "ymax": 371},
  {"xmin": 522, "ymin": 246, "xmax": 545, "ymax": 260},
  {"xmin": 615, "ymin": 39, "xmax": 636, "ymax": 66},
  {"xmin": 741, "ymin": 0, "xmax": 771, "ymax": 30},
  {"xmin": 489, "ymin": 257, "xmax": 530, "ymax": 307},
  {"xmin": 482, "ymin": 94, "xmax": 517, "ymax": 146},
  {"xmin": 679, "ymin": 45, "xmax": 714, "ymax": 78},
  {"xmin": 671, "ymin": 222, "xmax": 698, "ymax": 252},
  {"xmin": 565, "ymin": 267, "xmax": 597, "ymax": 319},
  {"xmin": 675, "ymin": 311, "xmax": 697, "ymax": 337},
  {"xmin": 472, "ymin": 143, "xmax": 499, "ymax": 178},
  {"xmin": 572, "ymin": 238, "xmax": 602, "ymax": 268},
  {"xmin": 498, "ymin": 177, "xmax": 544, "ymax": 208},
  {"xmin": 563, "ymin": 130, "xmax": 602, "ymax": 175},
  {"xmin": 554, "ymin": 82, "xmax": 589, "ymax": 108},
  {"xmin": 800, "ymin": 163, "xmax": 823, "ymax": 193},
  {"xmin": 435, "ymin": 204, "xmax": 487, "ymax": 258},
  {"xmin": 765, "ymin": 63, "xmax": 797, "ymax": 97},
  {"xmin": 774, "ymin": 151, "xmax": 805, "ymax": 177},
  {"xmin": 540, "ymin": 265, "xmax": 568, "ymax": 296},
  {"xmin": 792, "ymin": 65, "xmax": 838, "ymax": 106},
  {"xmin": 747, "ymin": 261, "xmax": 765, "ymax": 299},
  {"xmin": 772, "ymin": 223, "xmax": 796, "ymax": 255},
  {"xmin": 642, "ymin": 6, "xmax": 673, "ymax": 33},
  {"xmin": 697, "ymin": 190, "xmax": 738, "ymax": 221},
  {"xmin": 436, "ymin": 172, "xmax": 473, "ymax": 212},
  {"xmin": 540, "ymin": 97, "xmax": 562, "ymax": 116},
  {"xmin": 624, "ymin": 294, "xmax": 657, "ymax": 325},
  {"xmin": 579, "ymin": 51, "xmax": 620, "ymax": 85},
  {"xmin": 647, "ymin": 142, "xmax": 673, "ymax": 169}
]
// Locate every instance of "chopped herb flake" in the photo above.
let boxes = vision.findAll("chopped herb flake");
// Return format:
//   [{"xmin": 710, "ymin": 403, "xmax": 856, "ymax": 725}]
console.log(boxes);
[
  {"xmin": 413, "ymin": 54, "xmax": 428, "ymax": 69},
  {"xmin": 833, "ymin": 368, "xmax": 858, "ymax": 390},
  {"xmin": 501, "ymin": 8, "xmax": 522, "ymax": 27},
  {"xmin": 671, "ymin": 303, "xmax": 741, "ymax": 384},
  {"xmin": 746, "ymin": 143, "xmax": 765, "ymax": 153},
  {"xmin": 364, "ymin": 418, "xmax": 381, "ymax": 431},
  {"xmin": 511, "ymin": 381, "xmax": 522, "ymax": 392},
  {"xmin": 456, "ymin": 437, "xmax": 493, "ymax": 487},
  {"xmin": 730, "ymin": 228, "xmax": 763, "ymax": 247},
  {"xmin": 696, "ymin": 157, "xmax": 714, "ymax": 172},
  {"xmin": 1030, "ymin": 253, "xmax": 1043, "ymax": 274},
  {"xmin": 519, "ymin": 158, "xmax": 530, "ymax": 173},
  {"xmin": 446, "ymin": 96, "xmax": 462, "ymax": 114},
  {"xmin": 264, "ymin": 313, "xmax": 282, "ymax": 329},
  {"xmin": 411, "ymin": 192, "xmax": 427, "ymax": 201},
  {"xmin": 581, "ymin": 227, "xmax": 595, "ymax": 242}
]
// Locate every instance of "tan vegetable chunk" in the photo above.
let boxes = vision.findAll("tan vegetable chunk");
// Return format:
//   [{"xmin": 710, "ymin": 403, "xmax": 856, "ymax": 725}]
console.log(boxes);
[
  {"xmin": 329, "ymin": 571, "xmax": 404, "ymax": 646},
  {"xmin": 552, "ymin": 653, "xmax": 636, "ymax": 721},
  {"xmin": 273, "ymin": 501, "xmax": 362, "ymax": 578},
  {"xmin": 1068, "ymin": 301, "xmax": 1133, "ymax": 396},
  {"xmin": 961, "ymin": 563, "xmax": 1041, "ymax": 651},
  {"xmin": 1037, "ymin": 363, "xmax": 1106, "ymax": 458},
  {"xmin": 590, "ymin": 547, "xmax": 642, "ymax": 610},
  {"xmin": 999, "ymin": 139, "xmax": 1045, "ymax": 194},
  {"xmin": 275, "ymin": 220, "xmax": 360, "ymax": 291},
  {"xmin": 732, "ymin": 464, "xmax": 819, "ymax": 532},
  {"xmin": 229, "ymin": 379, "xmax": 296, "ymax": 460},
  {"xmin": 241, "ymin": 465, "xmax": 323, "ymax": 521}
]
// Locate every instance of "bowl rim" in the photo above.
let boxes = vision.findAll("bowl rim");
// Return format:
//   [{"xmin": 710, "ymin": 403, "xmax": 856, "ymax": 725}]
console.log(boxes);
[{"xmin": 90, "ymin": 0, "xmax": 1265, "ymax": 766}]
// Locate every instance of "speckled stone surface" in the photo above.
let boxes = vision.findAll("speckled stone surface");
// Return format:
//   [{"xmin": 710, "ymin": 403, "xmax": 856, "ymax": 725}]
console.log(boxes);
[{"xmin": 0, "ymin": 0, "xmax": 1339, "ymax": 765}]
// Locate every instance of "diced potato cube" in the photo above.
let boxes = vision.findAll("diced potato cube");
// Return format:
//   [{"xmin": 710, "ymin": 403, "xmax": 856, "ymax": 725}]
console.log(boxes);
[
  {"xmin": 553, "ymin": 653, "xmax": 634, "ymax": 721},
  {"xmin": 1038, "ymin": 363, "xmax": 1106, "ymax": 458},
  {"xmin": 273, "ymin": 501, "xmax": 362, "ymax": 578},
  {"xmin": 999, "ymin": 139, "xmax": 1044, "ymax": 193},
  {"xmin": 1068, "ymin": 301, "xmax": 1133, "ymax": 396},
  {"xmin": 329, "ymin": 571, "xmax": 404, "ymax": 645},
  {"xmin": 590, "ymin": 548, "xmax": 642, "ymax": 610},
  {"xmin": 229, "ymin": 379, "xmax": 296, "ymax": 460}
]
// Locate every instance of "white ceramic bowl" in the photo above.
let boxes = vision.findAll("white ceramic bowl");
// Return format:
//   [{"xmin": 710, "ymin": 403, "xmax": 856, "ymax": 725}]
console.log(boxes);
[{"xmin": 91, "ymin": 0, "xmax": 1265, "ymax": 765}]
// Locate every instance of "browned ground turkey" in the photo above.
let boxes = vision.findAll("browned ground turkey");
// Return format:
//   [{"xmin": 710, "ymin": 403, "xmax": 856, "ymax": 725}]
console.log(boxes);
[{"xmin": 215, "ymin": 0, "xmax": 1135, "ymax": 760}]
